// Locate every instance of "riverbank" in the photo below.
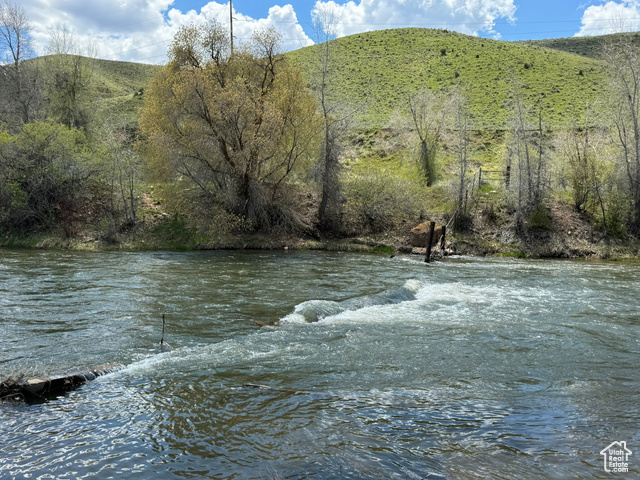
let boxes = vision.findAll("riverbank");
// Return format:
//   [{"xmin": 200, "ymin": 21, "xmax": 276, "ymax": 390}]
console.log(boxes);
[
  {"xmin": 1, "ymin": 190, "xmax": 638, "ymax": 260},
  {"xmin": 2, "ymin": 221, "xmax": 639, "ymax": 262}
]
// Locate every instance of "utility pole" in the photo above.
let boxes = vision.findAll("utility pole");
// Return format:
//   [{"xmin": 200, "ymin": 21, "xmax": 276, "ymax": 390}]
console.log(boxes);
[{"xmin": 230, "ymin": 0, "xmax": 234, "ymax": 56}]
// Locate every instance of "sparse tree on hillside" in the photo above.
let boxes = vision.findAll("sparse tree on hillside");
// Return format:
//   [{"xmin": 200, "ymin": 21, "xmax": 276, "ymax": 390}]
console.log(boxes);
[
  {"xmin": 507, "ymin": 79, "xmax": 548, "ymax": 219},
  {"xmin": 408, "ymin": 89, "xmax": 450, "ymax": 186},
  {"xmin": 554, "ymin": 114, "xmax": 612, "ymax": 234},
  {"xmin": 451, "ymin": 89, "xmax": 472, "ymax": 227},
  {"xmin": 44, "ymin": 24, "xmax": 97, "ymax": 131},
  {"xmin": 312, "ymin": 7, "xmax": 352, "ymax": 231},
  {"xmin": 554, "ymin": 104, "xmax": 599, "ymax": 213},
  {"xmin": 0, "ymin": 2, "xmax": 40, "ymax": 128},
  {"xmin": 102, "ymin": 114, "xmax": 141, "ymax": 229},
  {"xmin": 453, "ymin": 91, "xmax": 468, "ymax": 207},
  {"xmin": 602, "ymin": 37, "xmax": 640, "ymax": 232},
  {"xmin": 139, "ymin": 22, "xmax": 319, "ymax": 230}
]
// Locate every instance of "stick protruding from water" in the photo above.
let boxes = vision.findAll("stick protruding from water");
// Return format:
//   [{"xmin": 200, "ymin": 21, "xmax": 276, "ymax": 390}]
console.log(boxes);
[{"xmin": 160, "ymin": 314, "xmax": 166, "ymax": 347}]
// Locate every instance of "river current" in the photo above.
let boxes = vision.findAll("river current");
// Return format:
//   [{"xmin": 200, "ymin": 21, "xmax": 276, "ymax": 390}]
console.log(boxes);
[{"xmin": 0, "ymin": 249, "xmax": 638, "ymax": 479}]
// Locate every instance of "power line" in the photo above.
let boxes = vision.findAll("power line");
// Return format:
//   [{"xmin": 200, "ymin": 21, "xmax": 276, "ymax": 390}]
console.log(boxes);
[
  {"xmin": 232, "ymin": 16, "xmax": 640, "ymax": 27},
  {"xmin": 86, "ymin": 18, "xmax": 640, "ymax": 63}
]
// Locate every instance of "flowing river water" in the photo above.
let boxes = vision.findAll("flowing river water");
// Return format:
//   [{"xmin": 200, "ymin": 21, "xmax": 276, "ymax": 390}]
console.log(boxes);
[{"xmin": 0, "ymin": 249, "xmax": 639, "ymax": 479}]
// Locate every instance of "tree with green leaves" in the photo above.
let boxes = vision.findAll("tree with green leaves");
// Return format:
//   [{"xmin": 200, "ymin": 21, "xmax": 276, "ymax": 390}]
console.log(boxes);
[
  {"xmin": 44, "ymin": 24, "xmax": 97, "ymax": 131},
  {"xmin": 554, "ymin": 119, "xmax": 613, "ymax": 235},
  {"xmin": 0, "ymin": 121, "xmax": 92, "ymax": 235},
  {"xmin": 139, "ymin": 21, "xmax": 319, "ymax": 230}
]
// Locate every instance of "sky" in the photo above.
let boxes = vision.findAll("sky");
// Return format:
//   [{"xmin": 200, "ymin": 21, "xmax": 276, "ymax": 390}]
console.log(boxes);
[{"xmin": 9, "ymin": 0, "xmax": 640, "ymax": 64}]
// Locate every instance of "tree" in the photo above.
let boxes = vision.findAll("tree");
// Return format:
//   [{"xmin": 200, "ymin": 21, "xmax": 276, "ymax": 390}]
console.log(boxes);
[
  {"xmin": 554, "ymin": 103, "xmax": 602, "ymax": 213},
  {"xmin": 554, "ymin": 119, "xmax": 612, "ymax": 234},
  {"xmin": 506, "ymin": 79, "xmax": 548, "ymax": 219},
  {"xmin": 0, "ymin": 2, "xmax": 40, "ymax": 128},
  {"xmin": 44, "ymin": 24, "xmax": 97, "ymax": 130},
  {"xmin": 101, "ymin": 115, "xmax": 141, "ymax": 229},
  {"xmin": 0, "ymin": 121, "xmax": 92, "ymax": 234},
  {"xmin": 602, "ymin": 37, "xmax": 640, "ymax": 232},
  {"xmin": 451, "ymin": 89, "xmax": 473, "ymax": 229},
  {"xmin": 408, "ymin": 90, "xmax": 450, "ymax": 186},
  {"xmin": 312, "ymin": 7, "xmax": 349, "ymax": 231},
  {"xmin": 139, "ymin": 22, "xmax": 319, "ymax": 230}
]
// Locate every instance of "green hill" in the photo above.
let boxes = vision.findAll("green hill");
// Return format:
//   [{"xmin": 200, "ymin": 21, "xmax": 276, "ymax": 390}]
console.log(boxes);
[
  {"xmin": 522, "ymin": 32, "xmax": 640, "ymax": 59},
  {"xmin": 88, "ymin": 57, "xmax": 159, "ymax": 124},
  {"xmin": 30, "ymin": 55, "xmax": 159, "ymax": 126},
  {"xmin": 287, "ymin": 28, "xmax": 610, "ymax": 129},
  {"xmin": 90, "ymin": 57, "xmax": 158, "ymax": 99},
  {"xmin": 33, "ymin": 29, "xmax": 615, "ymax": 132}
]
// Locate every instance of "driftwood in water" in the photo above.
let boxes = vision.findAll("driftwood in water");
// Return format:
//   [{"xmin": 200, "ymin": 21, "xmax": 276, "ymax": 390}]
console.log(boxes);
[{"xmin": 0, "ymin": 363, "xmax": 121, "ymax": 403}]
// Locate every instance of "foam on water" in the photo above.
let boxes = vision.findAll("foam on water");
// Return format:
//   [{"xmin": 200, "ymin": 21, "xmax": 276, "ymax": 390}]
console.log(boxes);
[
  {"xmin": 116, "ymin": 276, "xmax": 530, "ymax": 377},
  {"xmin": 279, "ymin": 279, "xmax": 423, "ymax": 324}
]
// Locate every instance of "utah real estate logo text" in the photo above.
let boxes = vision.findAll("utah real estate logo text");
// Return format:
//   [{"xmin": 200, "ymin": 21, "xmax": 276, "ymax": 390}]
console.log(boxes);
[{"xmin": 600, "ymin": 441, "xmax": 632, "ymax": 473}]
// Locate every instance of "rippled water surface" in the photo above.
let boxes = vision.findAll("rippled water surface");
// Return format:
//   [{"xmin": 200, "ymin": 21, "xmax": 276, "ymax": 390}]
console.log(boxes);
[{"xmin": 1, "ymin": 249, "xmax": 639, "ymax": 479}]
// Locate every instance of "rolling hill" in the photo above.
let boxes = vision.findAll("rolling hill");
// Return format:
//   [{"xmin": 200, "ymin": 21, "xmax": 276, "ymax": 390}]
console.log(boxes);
[
  {"xmin": 73, "ymin": 28, "xmax": 624, "ymax": 131},
  {"xmin": 87, "ymin": 57, "xmax": 159, "ymax": 125},
  {"xmin": 523, "ymin": 31, "xmax": 640, "ymax": 59},
  {"xmin": 30, "ymin": 55, "xmax": 159, "ymax": 127},
  {"xmin": 287, "ymin": 28, "xmax": 611, "ymax": 129}
]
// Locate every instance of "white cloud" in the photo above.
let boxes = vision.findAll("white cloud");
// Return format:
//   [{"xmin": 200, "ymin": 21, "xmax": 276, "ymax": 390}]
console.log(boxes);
[
  {"xmin": 576, "ymin": 1, "xmax": 640, "ymax": 36},
  {"xmin": 17, "ymin": 1, "xmax": 313, "ymax": 64},
  {"xmin": 311, "ymin": 0, "xmax": 517, "ymax": 39}
]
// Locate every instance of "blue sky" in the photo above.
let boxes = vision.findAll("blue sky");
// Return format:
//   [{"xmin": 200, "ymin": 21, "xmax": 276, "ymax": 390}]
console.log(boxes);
[
  {"xmin": 175, "ymin": 1, "xmax": 583, "ymax": 40},
  {"xmin": 13, "ymin": 1, "xmax": 640, "ymax": 63}
]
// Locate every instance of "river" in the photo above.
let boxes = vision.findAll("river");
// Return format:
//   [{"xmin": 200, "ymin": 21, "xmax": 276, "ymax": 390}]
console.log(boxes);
[{"xmin": 0, "ymin": 249, "xmax": 639, "ymax": 479}]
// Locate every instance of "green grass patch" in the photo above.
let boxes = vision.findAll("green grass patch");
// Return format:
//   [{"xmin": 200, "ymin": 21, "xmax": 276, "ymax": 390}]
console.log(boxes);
[
  {"xmin": 288, "ymin": 28, "xmax": 610, "ymax": 129},
  {"xmin": 373, "ymin": 245, "xmax": 394, "ymax": 254},
  {"xmin": 496, "ymin": 250, "xmax": 526, "ymax": 258},
  {"xmin": 152, "ymin": 213, "xmax": 199, "ymax": 250}
]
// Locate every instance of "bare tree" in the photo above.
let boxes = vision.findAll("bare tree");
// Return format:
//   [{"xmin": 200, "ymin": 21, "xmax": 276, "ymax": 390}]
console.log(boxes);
[
  {"xmin": 45, "ymin": 24, "xmax": 97, "ymax": 130},
  {"xmin": 452, "ymin": 89, "xmax": 471, "ymax": 220},
  {"xmin": 507, "ymin": 77, "xmax": 548, "ymax": 218},
  {"xmin": 102, "ymin": 113, "xmax": 141, "ymax": 229},
  {"xmin": 0, "ymin": 2, "xmax": 39, "ymax": 127},
  {"xmin": 602, "ymin": 37, "xmax": 640, "ymax": 232},
  {"xmin": 312, "ymin": 7, "xmax": 349, "ymax": 231},
  {"xmin": 408, "ymin": 90, "xmax": 450, "ymax": 186}
]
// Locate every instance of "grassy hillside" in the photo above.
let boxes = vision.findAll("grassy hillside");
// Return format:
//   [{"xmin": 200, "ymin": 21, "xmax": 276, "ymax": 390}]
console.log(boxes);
[
  {"xmin": 523, "ymin": 32, "xmax": 640, "ymax": 59},
  {"xmin": 30, "ymin": 55, "xmax": 159, "ymax": 126},
  {"xmin": 34, "ymin": 31, "xmax": 613, "ymax": 132},
  {"xmin": 287, "ymin": 28, "xmax": 610, "ymax": 129},
  {"xmin": 90, "ymin": 57, "xmax": 158, "ymax": 101},
  {"xmin": 89, "ymin": 57, "xmax": 159, "ymax": 124}
]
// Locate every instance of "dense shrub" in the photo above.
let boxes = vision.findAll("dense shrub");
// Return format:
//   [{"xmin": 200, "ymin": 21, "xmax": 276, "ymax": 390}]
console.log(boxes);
[
  {"xmin": 341, "ymin": 162, "xmax": 424, "ymax": 235},
  {"xmin": 0, "ymin": 121, "xmax": 92, "ymax": 234}
]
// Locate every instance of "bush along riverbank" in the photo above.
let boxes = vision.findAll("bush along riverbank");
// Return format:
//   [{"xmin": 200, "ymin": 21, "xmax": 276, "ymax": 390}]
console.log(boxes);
[{"xmin": 2, "ymin": 194, "xmax": 639, "ymax": 261}]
